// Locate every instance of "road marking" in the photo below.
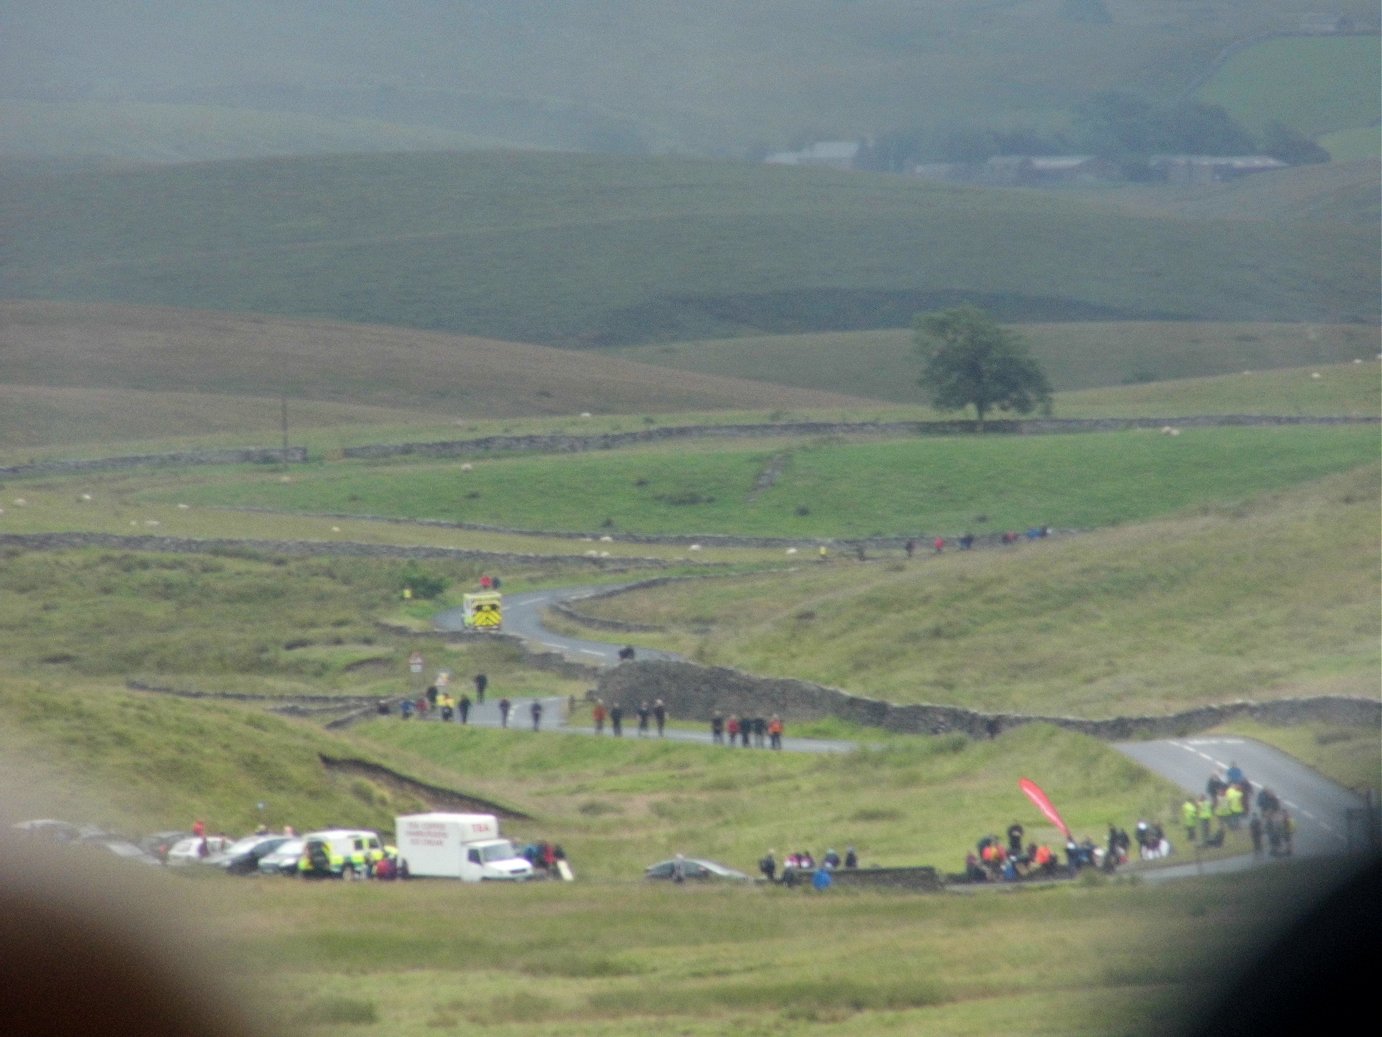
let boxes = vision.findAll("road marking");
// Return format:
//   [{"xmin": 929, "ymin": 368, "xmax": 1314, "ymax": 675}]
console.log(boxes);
[
  {"xmin": 1172, "ymin": 742, "xmax": 1219, "ymax": 764},
  {"xmin": 1171, "ymin": 744, "xmax": 1347, "ymax": 844},
  {"xmin": 578, "ymin": 648, "xmax": 606, "ymax": 658}
]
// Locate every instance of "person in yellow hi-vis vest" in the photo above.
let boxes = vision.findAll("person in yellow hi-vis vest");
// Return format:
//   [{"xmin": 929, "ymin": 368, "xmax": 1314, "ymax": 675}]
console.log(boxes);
[
  {"xmin": 1224, "ymin": 784, "xmax": 1245, "ymax": 828},
  {"xmin": 1182, "ymin": 797, "xmax": 1198, "ymax": 843}
]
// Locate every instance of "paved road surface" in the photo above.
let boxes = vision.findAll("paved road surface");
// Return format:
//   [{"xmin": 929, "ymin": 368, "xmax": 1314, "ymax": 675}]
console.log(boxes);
[
  {"xmin": 1114, "ymin": 735, "xmax": 1377, "ymax": 880},
  {"xmin": 436, "ymin": 585, "xmax": 679, "ymax": 667}
]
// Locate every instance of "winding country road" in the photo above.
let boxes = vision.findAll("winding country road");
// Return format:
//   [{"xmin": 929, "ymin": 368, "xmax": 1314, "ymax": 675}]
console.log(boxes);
[{"xmin": 437, "ymin": 585, "xmax": 1377, "ymax": 862}]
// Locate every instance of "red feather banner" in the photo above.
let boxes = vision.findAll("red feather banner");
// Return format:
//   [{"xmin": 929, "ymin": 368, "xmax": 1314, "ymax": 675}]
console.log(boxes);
[{"xmin": 1019, "ymin": 778, "xmax": 1071, "ymax": 839}]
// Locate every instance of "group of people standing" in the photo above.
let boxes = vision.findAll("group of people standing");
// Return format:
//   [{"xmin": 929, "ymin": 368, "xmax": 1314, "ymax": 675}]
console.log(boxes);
[
  {"xmin": 710, "ymin": 711, "xmax": 784, "ymax": 749},
  {"xmin": 1180, "ymin": 761, "xmax": 1282, "ymax": 852},
  {"xmin": 590, "ymin": 698, "xmax": 667, "ymax": 737},
  {"xmin": 385, "ymin": 672, "xmax": 516, "ymax": 726}
]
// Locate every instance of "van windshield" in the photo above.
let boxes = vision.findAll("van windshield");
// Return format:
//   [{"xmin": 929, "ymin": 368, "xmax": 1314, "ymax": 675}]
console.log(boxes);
[{"xmin": 477, "ymin": 841, "xmax": 518, "ymax": 863}]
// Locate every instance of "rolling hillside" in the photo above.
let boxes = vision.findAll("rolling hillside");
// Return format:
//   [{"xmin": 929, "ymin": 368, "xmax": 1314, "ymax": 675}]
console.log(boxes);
[
  {"xmin": 2, "ymin": 151, "xmax": 1376, "ymax": 348},
  {"xmin": 615, "ymin": 320, "xmax": 1381, "ymax": 400},
  {"xmin": 0, "ymin": 301, "xmax": 877, "ymax": 450}
]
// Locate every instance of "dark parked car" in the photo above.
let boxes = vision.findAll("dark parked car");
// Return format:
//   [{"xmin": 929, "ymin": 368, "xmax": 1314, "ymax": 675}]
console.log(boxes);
[
  {"xmin": 211, "ymin": 835, "xmax": 292, "ymax": 875},
  {"xmin": 257, "ymin": 838, "xmax": 306, "ymax": 876},
  {"xmin": 644, "ymin": 857, "xmax": 750, "ymax": 882}
]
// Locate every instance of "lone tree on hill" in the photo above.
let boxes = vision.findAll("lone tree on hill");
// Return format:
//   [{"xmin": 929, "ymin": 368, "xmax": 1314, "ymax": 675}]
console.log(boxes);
[{"xmin": 913, "ymin": 305, "xmax": 1053, "ymax": 428}]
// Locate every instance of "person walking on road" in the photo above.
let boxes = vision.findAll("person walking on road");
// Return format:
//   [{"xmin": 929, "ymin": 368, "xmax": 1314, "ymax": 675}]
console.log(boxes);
[
  {"xmin": 592, "ymin": 699, "xmax": 607, "ymax": 734},
  {"xmin": 653, "ymin": 700, "xmax": 667, "ymax": 737},
  {"xmin": 473, "ymin": 673, "xmax": 488, "ymax": 704},
  {"xmin": 530, "ymin": 700, "xmax": 543, "ymax": 732},
  {"xmin": 458, "ymin": 693, "xmax": 471, "ymax": 724},
  {"xmin": 610, "ymin": 702, "xmax": 624, "ymax": 737},
  {"xmin": 498, "ymin": 697, "xmax": 511, "ymax": 728}
]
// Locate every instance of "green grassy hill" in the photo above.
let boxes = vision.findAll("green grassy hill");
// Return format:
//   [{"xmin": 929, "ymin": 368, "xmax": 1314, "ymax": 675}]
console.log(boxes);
[
  {"xmin": 3, "ymin": 152, "xmax": 1376, "ymax": 348},
  {"xmin": 1196, "ymin": 35, "xmax": 1381, "ymax": 141}
]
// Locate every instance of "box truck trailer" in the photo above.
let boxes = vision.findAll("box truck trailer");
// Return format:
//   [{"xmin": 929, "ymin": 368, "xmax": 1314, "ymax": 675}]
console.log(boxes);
[{"xmin": 395, "ymin": 812, "xmax": 533, "ymax": 881}]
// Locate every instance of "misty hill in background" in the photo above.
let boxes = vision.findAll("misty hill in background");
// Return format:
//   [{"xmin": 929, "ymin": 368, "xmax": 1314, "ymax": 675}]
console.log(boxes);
[
  {"xmin": 0, "ymin": 300, "xmax": 878, "ymax": 447},
  {"xmin": 2, "ymin": 151, "xmax": 1374, "ymax": 347},
  {"xmin": 3, "ymin": 1, "xmax": 1377, "ymax": 163}
]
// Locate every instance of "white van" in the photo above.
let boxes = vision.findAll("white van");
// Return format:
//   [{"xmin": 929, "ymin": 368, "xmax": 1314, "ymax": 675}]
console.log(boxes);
[{"xmin": 395, "ymin": 813, "xmax": 532, "ymax": 881}]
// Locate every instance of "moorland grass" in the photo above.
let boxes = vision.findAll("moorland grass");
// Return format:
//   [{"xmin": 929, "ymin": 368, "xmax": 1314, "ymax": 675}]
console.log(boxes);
[
  {"xmin": 0, "ymin": 300, "xmax": 872, "ymax": 453},
  {"xmin": 210, "ymin": 856, "xmax": 1358, "ymax": 1037},
  {"xmin": 0, "ymin": 679, "xmax": 479, "ymax": 838},
  {"xmin": 136, "ymin": 424, "xmax": 1380, "ymax": 538},
  {"xmin": 0, "ymin": 548, "xmax": 593, "ymax": 701}
]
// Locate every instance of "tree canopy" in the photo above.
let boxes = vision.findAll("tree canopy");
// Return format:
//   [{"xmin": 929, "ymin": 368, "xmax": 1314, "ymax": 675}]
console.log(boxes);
[{"xmin": 913, "ymin": 305, "xmax": 1053, "ymax": 426}]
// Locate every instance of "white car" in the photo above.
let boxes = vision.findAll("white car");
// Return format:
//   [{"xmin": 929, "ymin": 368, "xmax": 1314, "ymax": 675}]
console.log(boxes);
[{"xmin": 164, "ymin": 835, "xmax": 235, "ymax": 865}]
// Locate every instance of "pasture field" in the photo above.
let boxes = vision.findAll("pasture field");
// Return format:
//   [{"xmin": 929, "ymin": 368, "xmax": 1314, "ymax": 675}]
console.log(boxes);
[
  {"xmin": 1195, "ymin": 35, "xmax": 1380, "ymax": 138},
  {"xmin": 125, "ymin": 424, "xmax": 1380, "ymax": 538},
  {"xmin": 3, "ymin": 151, "xmax": 1375, "ymax": 347}
]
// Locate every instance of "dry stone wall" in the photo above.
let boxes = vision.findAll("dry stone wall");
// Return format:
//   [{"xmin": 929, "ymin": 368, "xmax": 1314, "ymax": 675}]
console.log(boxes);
[
  {"xmin": 0, "ymin": 447, "xmax": 306, "ymax": 478},
  {"xmin": 339, "ymin": 415, "xmax": 1378, "ymax": 464},
  {"xmin": 595, "ymin": 659, "xmax": 1380, "ymax": 742}
]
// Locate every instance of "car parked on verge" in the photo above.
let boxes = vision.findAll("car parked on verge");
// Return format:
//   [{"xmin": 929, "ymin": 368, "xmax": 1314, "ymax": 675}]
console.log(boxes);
[
  {"xmin": 257, "ymin": 838, "xmax": 306, "ymax": 876},
  {"xmin": 210, "ymin": 834, "xmax": 292, "ymax": 875},
  {"xmin": 164, "ymin": 835, "xmax": 235, "ymax": 865},
  {"xmin": 139, "ymin": 830, "xmax": 195, "ymax": 863},
  {"xmin": 644, "ymin": 857, "xmax": 750, "ymax": 882}
]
